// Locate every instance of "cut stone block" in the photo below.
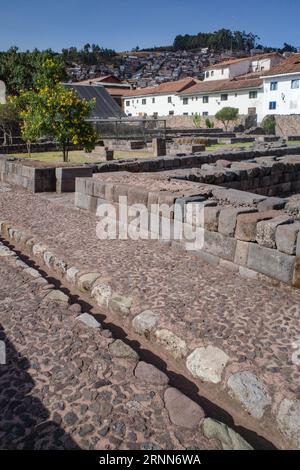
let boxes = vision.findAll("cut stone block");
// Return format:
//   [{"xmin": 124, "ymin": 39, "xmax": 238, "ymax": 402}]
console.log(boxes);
[
  {"xmin": 203, "ymin": 205, "xmax": 221, "ymax": 232},
  {"xmin": 256, "ymin": 215, "xmax": 293, "ymax": 248},
  {"xmin": 276, "ymin": 222, "xmax": 300, "ymax": 255},
  {"xmin": 247, "ymin": 243, "xmax": 295, "ymax": 284},
  {"xmin": 257, "ymin": 197, "xmax": 287, "ymax": 212},
  {"xmin": 235, "ymin": 210, "xmax": 283, "ymax": 242},
  {"xmin": 134, "ymin": 362, "xmax": 169, "ymax": 386},
  {"xmin": 234, "ymin": 240, "xmax": 249, "ymax": 266},
  {"xmin": 218, "ymin": 207, "xmax": 257, "ymax": 237},
  {"xmin": 203, "ymin": 231, "xmax": 237, "ymax": 261},
  {"xmin": 213, "ymin": 188, "xmax": 266, "ymax": 206}
]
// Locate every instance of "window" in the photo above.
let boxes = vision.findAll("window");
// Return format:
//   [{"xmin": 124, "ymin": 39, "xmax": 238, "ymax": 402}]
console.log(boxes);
[
  {"xmin": 152, "ymin": 97, "xmax": 155, "ymax": 103},
  {"xmin": 291, "ymin": 79, "xmax": 300, "ymax": 89},
  {"xmin": 142, "ymin": 99, "xmax": 146, "ymax": 105},
  {"xmin": 206, "ymin": 71, "xmax": 209, "ymax": 78},
  {"xmin": 183, "ymin": 112, "xmax": 189, "ymax": 116},
  {"xmin": 203, "ymin": 96, "xmax": 209, "ymax": 104},
  {"xmin": 168, "ymin": 96, "xmax": 172, "ymax": 103},
  {"xmin": 270, "ymin": 82, "xmax": 278, "ymax": 91},
  {"xmin": 183, "ymin": 98, "xmax": 189, "ymax": 105},
  {"xmin": 269, "ymin": 101, "xmax": 277, "ymax": 110},
  {"xmin": 211, "ymin": 71, "xmax": 214, "ymax": 77},
  {"xmin": 221, "ymin": 94, "xmax": 228, "ymax": 101},
  {"xmin": 126, "ymin": 101, "xmax": 130, "ymax": 106},
  {"xmin": 249, "ymin": 91, "xmax": 257, "ymax": 99},
  {"xmin": 202, "ymin": 112, "xmax": 208, "ymax": 116},
  {"xmin": 169, "ymin": 110, "xmax": 174, "ymax": 115},
  {"xmin": 221, "ymin": 69, "xmax": 224, "ymax": 75}
]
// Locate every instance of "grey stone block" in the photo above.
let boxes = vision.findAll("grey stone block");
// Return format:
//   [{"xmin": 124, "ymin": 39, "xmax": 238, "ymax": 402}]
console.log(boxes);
[
  {"xmin": 234, "ymin": 240, "xmax": 249, "ymax": 266},
  {"xmin": 276, "ymin": 222, "xmax": 300, "ymax": 255},
  {"xmin": 77, "ymin": 313, "xmax": 101, "ymax": 329},
  {"xmin": 218, "ymin": 208, "xmax": 257, "ymax": 237},
  {"xmin": 203, "ymin": 231, "xmax": 237, "ymax": 261},
  {"xmin": 256, "ymin": 215, "xmax": 293, "ymax": 248},
  {"xmin": 277, "ymin": 399, "xmax": 300, "ymax": 449},
  {"xmin": 257, "ymin": 197, "xmax": 287, "ymax": 212},
  {"xmin": 247, "ymin": 243, "xmax": 295, "ymax": 284},
  {"xmin": 227, "ymin": 371, "xmax": 271, "ymax": 419},
  {"xmin": 235, "ymin": 210, "xmax": 283, "ymax": 242},
  {"xmin": 0, "ymin": 340, "xmax": 6, "ymax": 364}
]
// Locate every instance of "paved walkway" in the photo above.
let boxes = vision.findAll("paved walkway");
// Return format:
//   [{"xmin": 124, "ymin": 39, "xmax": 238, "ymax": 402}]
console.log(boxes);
[
  {"xmin": 1, "ymin": 184, "xmax": 300, "ymax": 447},
  {"xmin": 0, "ymin": 251, "xmax": 224, "ymax": 450}
]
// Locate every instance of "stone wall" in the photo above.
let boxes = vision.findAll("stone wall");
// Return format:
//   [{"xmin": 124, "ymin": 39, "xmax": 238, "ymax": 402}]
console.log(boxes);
[
  {"xmin": 74, "ymin": 168, "xmax": 300, "ymax": 289},
  {"xmin": 165, "ymin": 114, "xmax": 257, "ymax": 130},
  {"xmin": 170, "ymin": 154, "xmax": 300, "ymax": 197},
  {"xmin": 94, "ymin": 145, "xmax": 300, "ymax": 174},
  {"xmin": 274, "ymin": 115, "xmax": 300, "ymax": 138},
  {"xmin": 0, "ymin": 155, "xmax": 95, "ymax": 193}
]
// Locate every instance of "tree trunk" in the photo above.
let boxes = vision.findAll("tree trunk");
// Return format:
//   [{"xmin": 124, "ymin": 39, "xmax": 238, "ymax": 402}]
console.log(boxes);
[{"xmin": 63, "ymin": 140, "xmax": 69, "ymax": 163}]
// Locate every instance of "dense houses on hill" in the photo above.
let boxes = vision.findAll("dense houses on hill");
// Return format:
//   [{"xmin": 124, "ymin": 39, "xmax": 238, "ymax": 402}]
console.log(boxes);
[{"xmin": 122, "ymin": 53, "xmax": 300, "ymax": 122}]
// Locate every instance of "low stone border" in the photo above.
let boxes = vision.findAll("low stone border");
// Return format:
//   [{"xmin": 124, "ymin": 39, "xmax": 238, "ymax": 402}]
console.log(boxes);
[
  {"xmin": 0, "ymin": 237, "xmax": 253, "ymax": 451},
  {"xmin": 1, "ymin": 221, "xmax": 299, "ymax": 449}
]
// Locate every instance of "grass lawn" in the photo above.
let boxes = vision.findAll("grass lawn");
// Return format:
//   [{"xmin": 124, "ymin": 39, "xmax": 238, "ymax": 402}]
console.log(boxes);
[
  {"xmin": 208, "ymin": 141, "xmax": 254, "ymax": 152},
  {"xmin": 287, "ymin": 140, "xmax": 300, "ymax": 146},
  {"xmin": 12, "ymin": 149, "xmax": 151, "ymax": 164}
]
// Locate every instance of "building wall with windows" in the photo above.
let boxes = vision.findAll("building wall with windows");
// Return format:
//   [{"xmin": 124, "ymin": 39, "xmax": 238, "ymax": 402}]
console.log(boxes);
[
  {"xmin": 262, "ymin": 74, "xmax": 300, "ymax": 117},
  {"xmin": 177, "ymin": 88, "xmax": 264, "ymax": 120},
  {"xmin": 124, "ymin": 93, "xmax": 181, "ymax": 117}
]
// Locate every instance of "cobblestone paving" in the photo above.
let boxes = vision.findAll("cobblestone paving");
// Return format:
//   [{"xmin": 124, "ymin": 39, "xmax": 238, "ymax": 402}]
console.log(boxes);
[
  {"xmin": 0, "ymin": 186, "xmax": 300, "ymax": 403},
  {"xmin": 0, "ymin": 254, "xmax": 220, "ymax": 450}
]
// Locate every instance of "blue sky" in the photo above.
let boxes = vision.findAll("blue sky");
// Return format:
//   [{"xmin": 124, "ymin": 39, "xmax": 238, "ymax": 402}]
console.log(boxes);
[{"xmin": 0, "ymin": 0, "xmax": 299, "ymax": 52}]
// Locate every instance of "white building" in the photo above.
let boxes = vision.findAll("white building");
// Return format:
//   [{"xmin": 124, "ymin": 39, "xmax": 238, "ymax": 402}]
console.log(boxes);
[
  {"xmin": 262, "ymin": 54, "xmax": 300, "ymax": 117},
  {"xmin": 123, "ymin": 77, "xmax": 198, "ymax": 117},
  {"xmin": 0, "ymin": 81, "xmax": 6, "ymax": 104},
  {"xmin": 177, "ymin": 78, "xmax": 264, "ymax": 121},
  {"xmin": 123, "ymin": 53, "xmax": 300, "ymax": 123}
]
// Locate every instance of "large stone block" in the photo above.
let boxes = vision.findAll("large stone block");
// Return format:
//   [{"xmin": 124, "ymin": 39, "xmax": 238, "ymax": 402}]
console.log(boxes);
[
  {"xmin": 276, "ymin": 222, "xmax": 300, "ymax": 255},
  {"xmin": 218, "ymin": 207, "xmax": 257, "ymax": 237},
  {"xmin": 247, "ymin": 243, "xmax": 295, "ymax": 284},
  {"xmin": 235, "ymin": 210, "xmax": 282, "ymax": 242},
  {"xmin": 203, "ymin": 231, "xmax": 237, "ymax": 261},
  {"xmin": 256, "ymin": 215, "xmax": 293, "ymax": 248},
  {"xmin": 257, "ymin": 197, "xmax": 287, "ymax": 212},
  {"xmin": 213, "ymin": 188, "xmax": 266, "ymax": 206},
  {"xmin": 203, "ymin": 206, "xmax": 221, "ymax": 232}
]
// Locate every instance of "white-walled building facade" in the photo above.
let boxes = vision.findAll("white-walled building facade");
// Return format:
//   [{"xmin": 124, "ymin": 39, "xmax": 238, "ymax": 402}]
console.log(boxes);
[
  {"xmin": 262, "ymin": 54, "xmax": 300, "ymax": 117},
  {"xmin": 124, "ymin": 77, "xmax": 198, "ymax": 117},
  {"xmin": 123, "ymin": 53, "xmax": 300, "ymax": 123}
]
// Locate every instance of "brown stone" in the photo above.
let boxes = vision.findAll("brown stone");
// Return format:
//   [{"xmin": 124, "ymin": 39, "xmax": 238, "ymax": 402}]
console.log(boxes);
[
  {"xmin": 134, "ymin": 362, "xmax": 169, "ymax": 386},
  {"xmin": 164, "ymin": 387, "xmax": 205, "ymax": 429},
  {"xmin": 235, "ymin": 210, "xmax": 283, "ymax": 242}
]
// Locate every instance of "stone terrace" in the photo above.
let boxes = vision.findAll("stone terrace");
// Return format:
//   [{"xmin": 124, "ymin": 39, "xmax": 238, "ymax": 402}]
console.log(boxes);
[{"xmin": 1, "ymin": 183, "xmax": 300, "ymax": 449}]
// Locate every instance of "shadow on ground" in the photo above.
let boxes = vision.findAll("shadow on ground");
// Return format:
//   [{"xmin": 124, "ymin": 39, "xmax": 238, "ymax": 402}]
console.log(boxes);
[{"xmin": 0, "ymin": 326, "xmax": 80, "ymax": 450}]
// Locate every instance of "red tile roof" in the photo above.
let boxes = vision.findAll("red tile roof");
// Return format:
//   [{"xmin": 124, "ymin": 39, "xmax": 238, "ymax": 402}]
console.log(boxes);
[
  {"xmin": 179, "ymin": 77, "xmax": 263, "ymax": 95},
  {"xmin": 263, "ymin": 53, "xmax": 300, "ymax": 76},
  {"xmin": 123, "ymin": 77, "xmax": 199, "ymax": 98},
  {"xmin": 77, "ymin": 75, "xmax": 123, "ymax": 85}
]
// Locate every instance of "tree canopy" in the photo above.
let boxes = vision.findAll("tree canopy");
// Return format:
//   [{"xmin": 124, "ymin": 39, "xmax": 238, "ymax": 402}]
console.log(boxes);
[
  {"xmin": 173, "ymin": 29, "xmax": 260, "ymax": 52},
  {"xmin": 215, "ymin": 107, "xmax": 239, "ymax": 131}
]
